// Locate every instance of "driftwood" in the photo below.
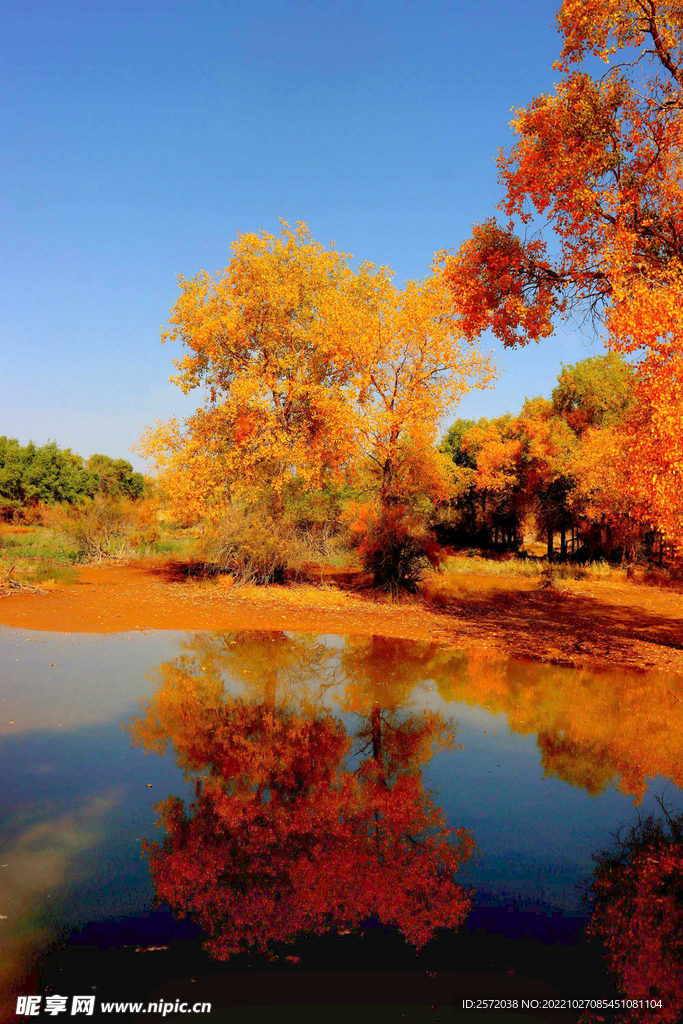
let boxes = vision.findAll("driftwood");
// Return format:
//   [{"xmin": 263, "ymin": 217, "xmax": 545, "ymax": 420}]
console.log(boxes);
[{"xmin": 0, "ymin": 564, "xmax": 48, "ymax": 596}]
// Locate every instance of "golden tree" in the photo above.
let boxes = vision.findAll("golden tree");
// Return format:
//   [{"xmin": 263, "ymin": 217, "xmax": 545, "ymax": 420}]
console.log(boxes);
[
  {"xmin": 441, "ymin": 0, "xmax": 683, "ymax": 546},
  {"xmin": 347, "ymin": 271, "xmax": 494, "ymax": 588},
  {"xmin": 142, "ymin": 223, "xmax": 494, "ymax": 540},
  {"xmin": 354, "ymin": 272, "xmax": 494, "ymax": 506},
  {"xmin": 140, "ymin": 222, "xmax": 388, "ymax": 522}
]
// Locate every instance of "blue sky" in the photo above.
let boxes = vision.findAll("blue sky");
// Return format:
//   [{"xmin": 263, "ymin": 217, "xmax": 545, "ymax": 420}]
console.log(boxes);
[{"xmin": 2, "ymin": 0, "xmax": 605, "ymax": 470}]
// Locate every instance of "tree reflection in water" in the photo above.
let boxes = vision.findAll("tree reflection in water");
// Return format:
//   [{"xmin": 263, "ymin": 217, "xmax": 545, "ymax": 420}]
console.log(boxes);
[
  {"xmin": 127, "ymin": 632, "xmax": 474, "ymax": 959},
  {"xmin": 435, "ymin": 648, "xmax": 683, "ymax": 804},
  {"xmin": 584, "ymin": 807, "xmax": 683, "ymax": 1024},
  {"xmin": 127, "ymin": 631, "xmax": 683, "ymax": 994}
]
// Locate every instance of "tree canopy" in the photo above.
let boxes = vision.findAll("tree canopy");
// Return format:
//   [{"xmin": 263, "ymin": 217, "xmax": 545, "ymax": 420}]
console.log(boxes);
[
  {"xmin": 0, "ymin": 438, "xmax": 146, "ymax": 519},
  {"xmin": 140, "ymin": 222, "xmax": 494, "ymax": 525},
  {"xmin": 440, "ymin": 0, "xmax": 683, "ymax": 545},
  {"xmin": 440, "ymin": 352, "xmax": 650, "ymax": 560}
]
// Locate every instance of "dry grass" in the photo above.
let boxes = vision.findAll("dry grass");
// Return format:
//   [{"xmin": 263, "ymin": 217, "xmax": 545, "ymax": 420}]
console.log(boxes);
[
  {"xmin": 442, "ymin": 554, "xmax": 621, "ymax": 581},
  {"xmin": 200, "ymin": 576, "xmax": 421, "ymax": 616}
]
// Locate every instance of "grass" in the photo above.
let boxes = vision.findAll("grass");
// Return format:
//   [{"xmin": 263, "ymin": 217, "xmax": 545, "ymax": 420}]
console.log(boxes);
[
  {"xmin": 0, "ymin": 526, "xmax": 80, "ymax": 564},
  {"xmin": 441, "ymin": 553, "xmax": 621, "ymax": 581},
  {"xmin": 4, "ymin": 514, "xmax": 672, "ymax": 604},
  {"xmin": 0, "ymin": 522, "xmax": 198, "ymax": 575}
]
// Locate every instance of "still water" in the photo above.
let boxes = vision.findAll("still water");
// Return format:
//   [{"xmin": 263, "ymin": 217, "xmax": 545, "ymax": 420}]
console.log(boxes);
[{"xmin": 2, "ymin": 626, "xmax": 682, "ymax": 1022}]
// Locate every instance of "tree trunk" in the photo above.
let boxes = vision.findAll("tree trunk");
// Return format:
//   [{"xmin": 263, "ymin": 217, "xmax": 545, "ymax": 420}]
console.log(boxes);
[
  {"xmin": 560, "ymin": 525, "xmax": 567, "ymax": 561},
  {"xmin": 379, "ymin": 458, "xmax": 393, "ymax": 509},
  {"xmin": 371, "ymin": 703, "xmax": 386, "ymax": 787},
  {"xmin": 547, "ymin": 524, "xmax": 554, "ymax": 562}
]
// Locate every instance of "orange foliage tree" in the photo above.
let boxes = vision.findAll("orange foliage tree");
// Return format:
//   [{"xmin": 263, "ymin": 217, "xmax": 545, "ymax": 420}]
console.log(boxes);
[
  {"xmin": 443, "ymin": 401, "xmax": 576, "ymax": 557},
  {"xmin": 341, "ymin": 269, "xmax": 494, "ymax": 587},
  {"xmin": 353, "ymin": 273, "xmax": 494, "ymax": 507},
  {"xmin": 141, "ymin": 223, "xmax": 494, "ymax": 541},
  {"xmin": 440, "ymin": 0, "xmax": 683, "ymax": 546},
  {"xmin": 441, "ymin": 349, "xmax": 655, "ymax": 560},
  {"xmin": 139, "ymin": 223, "xmax": 387, "ymax": 523},
  {"xmin": 448, "ymin": 414, "xmax": 524, "ymax": 547}
]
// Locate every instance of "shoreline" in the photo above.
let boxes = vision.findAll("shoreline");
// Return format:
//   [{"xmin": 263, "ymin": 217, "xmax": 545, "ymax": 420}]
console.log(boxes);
[{"xmin": 1, "ymin": 560, "xmax": 683, "ymax": 676}]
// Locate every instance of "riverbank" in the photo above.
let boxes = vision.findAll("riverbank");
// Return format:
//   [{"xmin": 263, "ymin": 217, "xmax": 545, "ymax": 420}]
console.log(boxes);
[{"xmin": 1, "ymin": 560, "xmax": 682, "ymax": 675}]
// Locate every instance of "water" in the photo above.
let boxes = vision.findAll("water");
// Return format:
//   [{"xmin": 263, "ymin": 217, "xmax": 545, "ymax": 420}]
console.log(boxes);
[{"xmin": 2, "ymin": 626, "xmax": 682, "ymax": 1021}]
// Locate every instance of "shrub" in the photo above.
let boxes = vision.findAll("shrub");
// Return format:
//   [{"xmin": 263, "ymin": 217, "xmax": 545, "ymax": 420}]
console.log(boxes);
[
  {"xmin": 43, "ymin": 496, "xmax": 160, "ymax": 561},
  {"xmin": 199, "ymin": 488, "xmax": 354, "ymax": 585},
  {"xmin": 199, "ymin": 501, "xmax": 302, "ymax": 585},
  {"xmin": 345, "ymin": 501, "xmax": 443, "ymax": 592}
]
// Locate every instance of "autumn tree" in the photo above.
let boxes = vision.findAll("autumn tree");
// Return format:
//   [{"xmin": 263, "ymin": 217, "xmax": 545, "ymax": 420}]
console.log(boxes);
[
  {"xmin": 440, "ymin": 0, "xmax": 683, "ymax": 546},
  {"xmin": 463, "ymin": 415, "xmax": 526, "ymax": 547},
  {"xmin": 517, "ymin": 398, "xmax": 578, "ymax": 560},
  {"xmin": 139, "ymin": 223, "xmax": 387, "ymax": 523},
  {"xmin": 352, "ymin": 273, "xmax": 494, "ymax": 507},
  {"xmin": 142, "ymin": 222, "xmax": 494, "ymax": 585},
  {"xmin": 567, "ymin": 421, "xmax": 651, "ymax": 560},
  {"xmin": 345, "ymin": 271, "xmax": 494, "ymax": 587},
  {"xmin": 440, "ymin": 404, "xmax": 573, "ymax": 556},
  {"xmin": 439, "ymin": 353, "xmax": 652, "ymax": 560}
]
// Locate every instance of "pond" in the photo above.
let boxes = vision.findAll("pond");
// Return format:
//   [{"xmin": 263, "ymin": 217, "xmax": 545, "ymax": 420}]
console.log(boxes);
[{"xmin": 2, "ymin": 626, "xmax": 682, "ymax": 1022}]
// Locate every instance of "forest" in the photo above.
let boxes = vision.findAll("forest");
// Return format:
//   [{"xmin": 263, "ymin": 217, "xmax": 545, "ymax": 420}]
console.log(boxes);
[
  {"xmin": 0, "ymin": 346, "xmax": 673, "ymax": 586},
  {"xmin": 5, "ymin": 0, "xmax": 683, "ymax": 590}
]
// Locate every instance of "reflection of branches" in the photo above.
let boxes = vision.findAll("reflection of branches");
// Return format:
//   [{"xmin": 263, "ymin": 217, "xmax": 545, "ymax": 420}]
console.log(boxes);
[
  {"xmin": 584, "ymin": 802, "xmax": 683, "ymax": 1024},
  {"xmin": 127, "ymin": 631, "xmax": 474, "ymax": 960},
  {"xmin": 437, "ymin": 648, "xmax": 683, "ymax": 804},
  {"xmin": 184, "ymin": 630, "xmax": 340, "ymax": 711},
  {"xmin": 339, "ymin": 636, "xmax": 461, "ymax": 782}
]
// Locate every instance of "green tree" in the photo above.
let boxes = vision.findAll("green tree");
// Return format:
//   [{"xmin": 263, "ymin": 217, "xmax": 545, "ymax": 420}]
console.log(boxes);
[
  {"xmin": 0, "ymin": 437, "xmax": 98, "ymax": 507},
  {"xmin": 440, "ymin": 419, "xmax": 477, "ymax": 469},
  {"xmin": 86, "ymin": 454, "xmax": 145, "ymax": 498},
  {"xmin": 551, "ymin": 353, "xmax": 633, "ymax": 436}
]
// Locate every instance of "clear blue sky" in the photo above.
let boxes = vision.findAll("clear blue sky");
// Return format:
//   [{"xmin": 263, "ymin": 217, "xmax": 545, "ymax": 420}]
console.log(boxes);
[{"xmin": 2, "ymin": 0, "xmax": 604, "ymax": 471}]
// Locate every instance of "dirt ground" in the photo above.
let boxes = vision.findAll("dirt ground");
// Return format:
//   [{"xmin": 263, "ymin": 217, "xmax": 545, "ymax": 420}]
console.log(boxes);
[{"xmin": 1, "ymin": 560, "xmax": 682, "ymax": 675}]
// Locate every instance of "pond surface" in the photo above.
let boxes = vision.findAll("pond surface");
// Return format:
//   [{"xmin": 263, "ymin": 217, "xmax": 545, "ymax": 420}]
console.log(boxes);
[{"xmin": 2, "ymin": 626, "xmax": 682, "ymax": 1022}]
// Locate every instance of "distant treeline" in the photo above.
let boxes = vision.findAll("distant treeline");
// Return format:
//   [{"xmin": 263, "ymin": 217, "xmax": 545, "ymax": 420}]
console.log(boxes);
[
  {"xmin": 0, "ymin": 437, "xmax": 145, "ymax": 520},
  {"xmin": 439, "ymin": 353, "xmax": 664, "ymax": 563}
]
